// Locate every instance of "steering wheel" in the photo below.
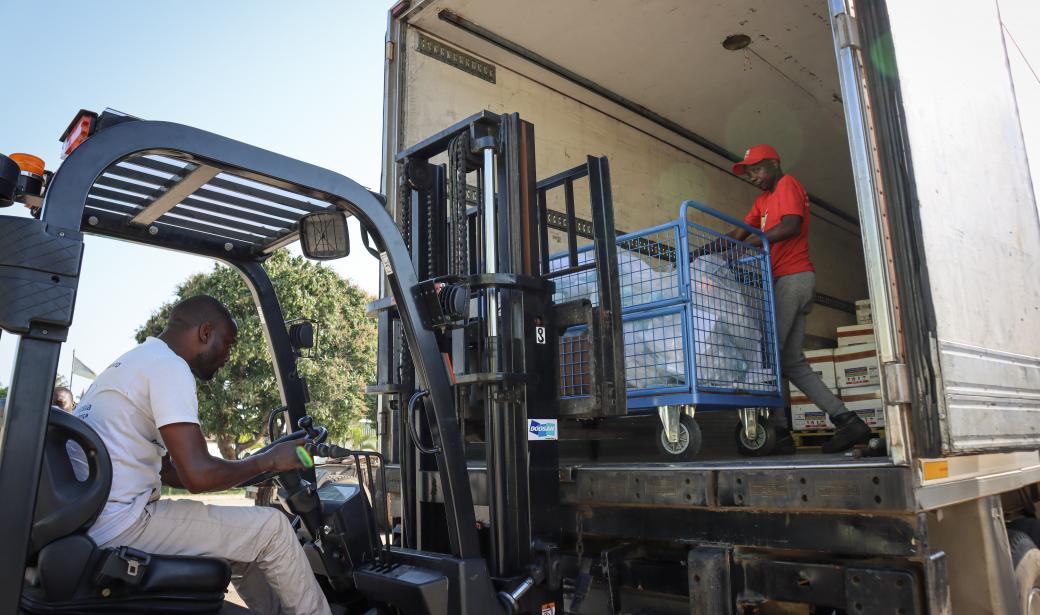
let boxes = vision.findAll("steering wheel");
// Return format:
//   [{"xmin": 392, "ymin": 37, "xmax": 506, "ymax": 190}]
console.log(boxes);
[{"xmin": 237, "ymin": 414, "xmax": 328, "ymax": 487}]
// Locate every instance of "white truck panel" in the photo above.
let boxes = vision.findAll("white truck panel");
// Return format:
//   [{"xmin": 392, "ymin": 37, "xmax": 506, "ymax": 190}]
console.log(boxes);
[{"xmin": 885, "ymin": 0, "xmax": 1040, "ymax": 452}]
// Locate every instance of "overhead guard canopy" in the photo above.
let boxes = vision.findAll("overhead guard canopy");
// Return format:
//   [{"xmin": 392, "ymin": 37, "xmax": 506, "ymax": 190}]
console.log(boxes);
[{"xmin": 82, "ymin": 150, "xmax": 337, "ymax": 260}]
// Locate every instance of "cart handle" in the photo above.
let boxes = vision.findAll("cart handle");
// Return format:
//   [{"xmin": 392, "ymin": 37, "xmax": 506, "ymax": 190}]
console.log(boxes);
[{"xmin": 680, "ymin": 200, "xmax": 770, "ymax": 248}]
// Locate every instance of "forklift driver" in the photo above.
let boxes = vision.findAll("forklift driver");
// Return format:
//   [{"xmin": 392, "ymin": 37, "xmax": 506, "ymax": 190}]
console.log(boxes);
[
  {"xmin": 727, "ymin": 144, "xmax": 871, "ymax": 454},
  {"xmin": 71, "ymin": 295, "xmax": 333, "ymax": 615}
]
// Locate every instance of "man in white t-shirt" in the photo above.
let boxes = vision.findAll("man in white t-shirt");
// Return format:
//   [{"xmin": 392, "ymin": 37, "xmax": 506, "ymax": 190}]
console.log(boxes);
[{"xmin": 73, "ymin": 295, "xmax": 332, "ymax": 615}]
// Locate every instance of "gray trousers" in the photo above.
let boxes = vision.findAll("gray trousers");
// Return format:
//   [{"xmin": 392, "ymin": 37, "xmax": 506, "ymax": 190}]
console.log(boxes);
[{"xmin": 773, "ymin": 271, "xmax": 848, "ymax": 425}]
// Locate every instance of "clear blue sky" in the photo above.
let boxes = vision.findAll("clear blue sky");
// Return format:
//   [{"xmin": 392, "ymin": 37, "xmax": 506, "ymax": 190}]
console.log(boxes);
[{"xmin": 0, "ymin": 0, "xmax": 390, "ymax": 392}]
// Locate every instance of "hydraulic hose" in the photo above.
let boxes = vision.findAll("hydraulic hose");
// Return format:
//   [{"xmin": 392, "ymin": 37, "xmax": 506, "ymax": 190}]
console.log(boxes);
[{"xmin": 406, "ymin": 390, "xmax": 440, "ymax": 455}]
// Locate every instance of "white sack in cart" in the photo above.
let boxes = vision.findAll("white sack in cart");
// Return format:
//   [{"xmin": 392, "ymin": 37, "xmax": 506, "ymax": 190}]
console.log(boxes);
[
  {"xmin": 621, "ymin": 255, "xmax": 772, "ymax": 390},
  {"xmin": 688, "ymin": 254, "xmax": 774, "ymax": 390},
  {"xmin": 552, "ymin": 249, "xmax": 774, "ymax": 391},
  {"xmin": 551, "ymin": 247, "xmax": 678, "ymax": 307}
]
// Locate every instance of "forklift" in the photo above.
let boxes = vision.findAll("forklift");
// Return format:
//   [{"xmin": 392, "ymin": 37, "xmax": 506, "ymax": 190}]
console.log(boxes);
[{"xmin": 0, "ymin": 108, "xmax": 629, "ymax": 614}]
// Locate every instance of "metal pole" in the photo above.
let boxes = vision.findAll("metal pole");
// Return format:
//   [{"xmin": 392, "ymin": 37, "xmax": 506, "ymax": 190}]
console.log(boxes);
[
  {"xmin": 0, "ymin": 337, "xmax": 62, "ymax": 612},
  {"xmin": 483, "ymin": 147, "xmax": 499, "ymax": 341}
]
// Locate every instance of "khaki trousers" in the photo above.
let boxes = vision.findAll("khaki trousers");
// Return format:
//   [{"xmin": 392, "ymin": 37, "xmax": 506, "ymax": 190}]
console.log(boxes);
[{"xmin": 104, "ymin": 498, "xmax": 332, "ymax": 615}]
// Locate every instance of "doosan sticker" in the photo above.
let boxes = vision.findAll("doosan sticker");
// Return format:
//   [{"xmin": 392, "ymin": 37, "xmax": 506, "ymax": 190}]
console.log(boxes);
[
  {"xmin": 540, "ymin": 603, "xmax": 556, "ymax": 615},
  {"xmin": 528, "ymin": 419, "xmax": 558, "ymax": 441}
]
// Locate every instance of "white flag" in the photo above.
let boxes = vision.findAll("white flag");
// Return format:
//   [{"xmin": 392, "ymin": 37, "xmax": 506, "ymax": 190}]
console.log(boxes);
[{"xmin": 71, "ymin": 356, "xmax": 97, "ymax": 380}]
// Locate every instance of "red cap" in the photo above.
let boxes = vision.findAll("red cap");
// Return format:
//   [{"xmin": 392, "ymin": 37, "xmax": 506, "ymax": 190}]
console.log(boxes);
[{"xmin": 732, "ymin": 144, "xmax": 780, "ymax": 176}]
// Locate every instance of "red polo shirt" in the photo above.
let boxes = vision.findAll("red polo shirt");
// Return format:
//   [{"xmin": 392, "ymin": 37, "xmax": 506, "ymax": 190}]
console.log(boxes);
[{"xmin": 743, "ymin": 174, "xmax": 814, "ymax": 278}]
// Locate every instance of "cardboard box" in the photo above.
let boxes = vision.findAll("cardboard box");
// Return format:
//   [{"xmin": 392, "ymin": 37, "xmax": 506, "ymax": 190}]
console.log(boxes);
[
  {"xmin": 790, "ymin": 388, "xmax": 838, "ymax": 430},
  {"xmin": 856, "ymin": 306, "xmax": 872, "ymax": 325},
  {"xmin": 791, "ymin": 387, "xmax": 884, "ymax": 430},
  {"xmin": 791, "ymin": 405, "xmax": 829, "ymax": 431},
  {"xmin": 841, "ymin": 385, "xmax": 885, "ymax": 428},
  {"xmin": 840, "ymin": 385, "xmax": 881, "ymax": 400},
  {"xmin": 834, "ymin": 344, "xmax": 880, "ymax": 387},
  {"xmin": 837, "ymin": 324, "xmax": 875, "ymax": 346},
  {"xmin": 788, "ymin": 349, "xmax": 837, "ymax": 392}
]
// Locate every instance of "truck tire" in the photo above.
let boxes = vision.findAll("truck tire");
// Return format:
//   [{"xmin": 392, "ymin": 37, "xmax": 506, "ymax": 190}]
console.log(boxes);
[
  {"xmin": 655, "ymin": 414, "xmax": 702, "ymax": 460},
  {"xmin": 1008, "ymin": 528, "xmax": 1040, "ymax": 615},
  {"xmin": 1011, "ymin": 517, "xmax": 1040, "ymax": 547}
]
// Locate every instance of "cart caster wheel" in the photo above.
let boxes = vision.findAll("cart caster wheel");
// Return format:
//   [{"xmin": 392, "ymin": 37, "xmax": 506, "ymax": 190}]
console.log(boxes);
[
  {"xmin": 735, "ymin": 415, "xmax": 777, "ymax": 456},
  {"xmin": 656, "ymin": 414, "xmax": 702, "ymax": 460}
]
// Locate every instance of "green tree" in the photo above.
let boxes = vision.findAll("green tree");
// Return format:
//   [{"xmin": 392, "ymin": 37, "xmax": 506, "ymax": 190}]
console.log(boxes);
[
  {"xmin": 136, "ymin": 251, "xmax": 377, "ymax": 459},
  {"xmin": 0, "ymin": 385, "xmax": 7, "ymax": 399}
]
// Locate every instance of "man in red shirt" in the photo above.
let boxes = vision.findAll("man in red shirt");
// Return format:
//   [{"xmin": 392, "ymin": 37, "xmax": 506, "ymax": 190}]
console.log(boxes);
[{"xmin": 727, "ymin": 144, "xmax": 870, "ymax": 453}]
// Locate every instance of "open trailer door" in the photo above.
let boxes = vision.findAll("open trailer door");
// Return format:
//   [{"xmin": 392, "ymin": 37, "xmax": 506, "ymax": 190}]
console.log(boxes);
[{"xmin": 861, "ymin": 0, "xmax": 1040, "ymax": 454}]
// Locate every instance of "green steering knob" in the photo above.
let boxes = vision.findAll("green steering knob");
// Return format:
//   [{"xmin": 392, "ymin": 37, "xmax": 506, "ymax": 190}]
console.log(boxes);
[{"xmin": 295, "ymin": 446, "xmax": 314, "ymax": 468}]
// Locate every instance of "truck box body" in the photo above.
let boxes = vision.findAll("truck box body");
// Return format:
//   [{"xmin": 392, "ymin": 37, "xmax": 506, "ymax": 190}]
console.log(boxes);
[
  {"xmin": 381, "ymin": 1, "xmax": 1040, "ymax": 611},
  {"xmin": 383, "ymin": 0, "xmax": 1040, "ymax": 465}
]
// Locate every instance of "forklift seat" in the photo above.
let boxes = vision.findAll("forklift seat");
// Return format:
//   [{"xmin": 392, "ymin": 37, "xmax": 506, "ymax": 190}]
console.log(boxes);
[{"xmin": 20, "ymin": 408, "xmax": 232, "ymax": 613}]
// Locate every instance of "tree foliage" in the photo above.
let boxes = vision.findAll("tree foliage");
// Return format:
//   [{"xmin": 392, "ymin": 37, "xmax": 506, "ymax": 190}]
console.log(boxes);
[{"xmin": 136, "ymin": 251, "xmax": 376, "ymax": 459}]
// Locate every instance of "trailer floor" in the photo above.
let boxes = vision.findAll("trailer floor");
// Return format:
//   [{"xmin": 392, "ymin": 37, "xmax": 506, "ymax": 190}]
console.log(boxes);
[
  {"xmin": 557, "ymin": 411, "xmax": 892, "ymax": 466},
  {"xmin": 570, "ymin": 453, "xmax": 892, "ymax": 470}
]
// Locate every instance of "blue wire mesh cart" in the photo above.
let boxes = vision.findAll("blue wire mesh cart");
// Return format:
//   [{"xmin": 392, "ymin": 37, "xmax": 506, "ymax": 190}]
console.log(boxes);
[{"xmin": 552, "ymin": 201, "xmax": 786, "ymax": 457}]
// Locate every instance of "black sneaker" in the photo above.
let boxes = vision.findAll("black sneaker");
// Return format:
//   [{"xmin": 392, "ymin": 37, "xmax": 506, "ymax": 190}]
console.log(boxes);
[
  {"xmin": 773, "ymin": 426, "xmax": 796, "ymax": 455},
  {"xmin": 822, "ymin": 412, "xmax": 871, "ymax": 453}
]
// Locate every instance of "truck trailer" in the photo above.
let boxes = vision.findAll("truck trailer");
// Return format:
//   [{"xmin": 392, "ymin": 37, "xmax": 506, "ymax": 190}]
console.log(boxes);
[{"xmin": 375, "ymin": 0, "xmax": 1040, "ymax": 613}]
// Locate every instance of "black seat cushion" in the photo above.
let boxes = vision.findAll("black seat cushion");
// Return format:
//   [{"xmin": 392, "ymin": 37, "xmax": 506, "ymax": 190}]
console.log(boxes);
[
  {"xmin": 130, "ymin": 553, "xmax": 231, "ymax": 594},
  {"xmin": 24, "ymin": 551, "xmax": 231, "ymax": 614}
]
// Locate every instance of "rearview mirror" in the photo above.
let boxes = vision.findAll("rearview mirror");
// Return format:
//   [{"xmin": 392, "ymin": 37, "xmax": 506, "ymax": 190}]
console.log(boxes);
[{"xmin": 300, "ymin": 211, "xmax": 350, "ymax": 260}]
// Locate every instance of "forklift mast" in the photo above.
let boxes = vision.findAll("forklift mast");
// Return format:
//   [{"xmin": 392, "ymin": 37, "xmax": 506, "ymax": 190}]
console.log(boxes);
[{"xmin": 371, "ymin": 111, "xmax": 626, "ymax": 609}]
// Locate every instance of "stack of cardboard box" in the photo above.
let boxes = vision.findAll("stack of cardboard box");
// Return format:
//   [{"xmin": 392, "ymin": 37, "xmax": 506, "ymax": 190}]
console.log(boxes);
[{"xmin": 790, "ymin": 299, "xmax": 884, "ymax": 432}]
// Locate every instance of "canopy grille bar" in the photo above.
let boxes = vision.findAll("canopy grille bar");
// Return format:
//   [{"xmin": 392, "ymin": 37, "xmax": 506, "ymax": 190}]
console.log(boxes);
[
  {"xmin": 88, "ymin": 186, "xmax": 149, "ymax": 207},
  {"xmin": 103, "ymin": 164, "xmax": 176, "ymax": 188},
  {"xmin": 150, "ymin": 215, "xmax": 266, "ymax": 245},
  {"xmin": 89, "ymin": 179, "xmax": 301, "ymax": 238},
  {"xmin": 131, "ymin": 165, "xmax": 221, "ymax": 226},
  {"xmin": 86, "ymin": 196, "xmax": 140, "ymax": 217},
  {"xmin": 128, "ymin": 155, "xmax": 192, "ymax": 176},
  {"xmin": 93, "ymin": 176, "xmax": 161, "ymax": 199},
  {"xmin": 207, "ymin": 176, "xmax": 325, "ymax": 213},
  {"xmin": 84, "ymin": 150, "xmax": 341, "ymax": 260},
  {"xmin": 190, "ymin": 187, "xmax": 304, "ymax": 224},
  {"xmin": 167, "ymin": 204, "xmax": 283, "ymax": 239},
  {"xmin": 177, "ymin": 196, "xmax": 295, "ymax": 232},
  {"xmin": 86, "ymin": 197, "xmax": 268, "ymax": 245}
]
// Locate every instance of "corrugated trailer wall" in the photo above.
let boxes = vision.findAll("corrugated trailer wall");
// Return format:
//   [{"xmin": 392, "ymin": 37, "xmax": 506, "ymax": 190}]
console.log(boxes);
[{"xmin": 397, "ymin": 27, "xmax": 867, "ymax": 340}]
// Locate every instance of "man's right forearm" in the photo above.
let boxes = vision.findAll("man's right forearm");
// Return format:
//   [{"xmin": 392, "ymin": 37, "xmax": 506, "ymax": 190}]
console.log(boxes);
[{"xmin": 177, "ymin": 452, "xmax": 276, "ymax": 493}]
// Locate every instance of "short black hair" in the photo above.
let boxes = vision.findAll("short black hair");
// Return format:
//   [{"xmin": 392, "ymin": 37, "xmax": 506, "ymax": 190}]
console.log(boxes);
[{"xmin": 167, "ymin": 295, "xmax": 237, "ymax": 334}]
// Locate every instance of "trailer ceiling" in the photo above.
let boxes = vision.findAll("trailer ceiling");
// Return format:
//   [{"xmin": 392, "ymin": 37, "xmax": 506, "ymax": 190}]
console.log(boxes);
[{"xmin": 405, "ymin": 0, "xmax": 857, "ymax": 220}]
